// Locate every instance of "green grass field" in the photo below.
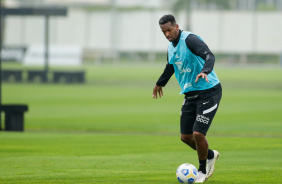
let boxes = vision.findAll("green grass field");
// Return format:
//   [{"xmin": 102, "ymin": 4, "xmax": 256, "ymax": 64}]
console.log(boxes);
[{"xmin": 0, "ymin": 64, "xmax": 282, "ymax": 183}]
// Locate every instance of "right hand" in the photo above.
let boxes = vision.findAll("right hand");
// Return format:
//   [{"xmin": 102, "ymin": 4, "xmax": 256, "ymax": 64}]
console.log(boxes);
[{"xmin": 153, "ymin": 85, "xmax": 163, "ymax": 99}]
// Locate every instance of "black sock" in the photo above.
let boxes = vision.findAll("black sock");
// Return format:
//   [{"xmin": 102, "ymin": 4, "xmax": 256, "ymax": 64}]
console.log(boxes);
[
  {"xmin": 198, "ymin": 159, "xmax": 207, "ymax": 174},
  {"xmin": 207, "ymin": 149, "xmax": 214, "ymax": 160}
]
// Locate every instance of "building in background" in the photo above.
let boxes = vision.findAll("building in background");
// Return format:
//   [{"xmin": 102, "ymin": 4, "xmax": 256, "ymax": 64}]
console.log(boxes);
[{"xmin": 2, "ymin": 0, "xmax": 282, "ymax": 65}]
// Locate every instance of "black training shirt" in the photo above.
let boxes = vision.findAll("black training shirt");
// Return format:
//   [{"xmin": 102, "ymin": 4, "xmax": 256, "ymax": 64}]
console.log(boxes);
[{"xmin": 156, "ymin": 30, "xmax": 221, "ymax": 97}]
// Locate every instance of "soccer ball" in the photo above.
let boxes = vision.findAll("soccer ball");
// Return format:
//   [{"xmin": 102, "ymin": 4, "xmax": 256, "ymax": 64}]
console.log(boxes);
[{"xmin": 176, "ymin": 163, "xmax": 198, "ymax": 183}]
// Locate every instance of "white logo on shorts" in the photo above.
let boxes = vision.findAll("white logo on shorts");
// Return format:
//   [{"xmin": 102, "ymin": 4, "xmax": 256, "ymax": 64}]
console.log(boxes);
[
  {"xmin": 203, "ymin": 104, "xmax": 218, "ymax": 114},
  {"xmin": 196, "ymin": 114, "xmax": 210, "ymax": 124}
]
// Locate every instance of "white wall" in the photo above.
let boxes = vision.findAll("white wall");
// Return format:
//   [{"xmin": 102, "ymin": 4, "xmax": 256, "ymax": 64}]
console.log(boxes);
[
  {"xmin": 4, "ymin": 9, "xmax": 282, "ymax": 54},
  {"xmin": 191, "ymin": 10, "xmax": 282, "ymax": 54},
  {"xmin": 5, "ymin": 16, "xmax": 45, "ymax": 45}
]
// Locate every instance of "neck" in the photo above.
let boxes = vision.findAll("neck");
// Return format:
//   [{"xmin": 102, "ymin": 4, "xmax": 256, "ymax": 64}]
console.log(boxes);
[{"xmin": 172, "ymin": 29, "xmax": 182, "ymax": 47}]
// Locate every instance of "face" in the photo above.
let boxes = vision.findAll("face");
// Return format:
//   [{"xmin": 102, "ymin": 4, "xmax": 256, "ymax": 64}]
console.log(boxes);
[{"xmin": 160, "ymin": 22, "xmax": 179, "ymax": 42}]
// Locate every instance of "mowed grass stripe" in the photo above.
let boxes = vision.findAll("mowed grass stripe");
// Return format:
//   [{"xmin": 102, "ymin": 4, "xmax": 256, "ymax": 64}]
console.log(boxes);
[{"xmin": 0, "ymin": 132, "xmax": 281, "ymax": 184}]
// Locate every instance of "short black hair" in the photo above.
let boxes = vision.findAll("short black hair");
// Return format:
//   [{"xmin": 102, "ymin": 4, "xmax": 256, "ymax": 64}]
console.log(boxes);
[{"xmin": 159, "ymin": 14, "xmax": 176, "ymax": 25}]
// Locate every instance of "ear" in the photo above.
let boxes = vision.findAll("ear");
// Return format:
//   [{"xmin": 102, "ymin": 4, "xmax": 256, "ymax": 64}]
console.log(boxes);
[{"xmin": 176, "ymin": 24, "xmax": 179, "ymax": 29}]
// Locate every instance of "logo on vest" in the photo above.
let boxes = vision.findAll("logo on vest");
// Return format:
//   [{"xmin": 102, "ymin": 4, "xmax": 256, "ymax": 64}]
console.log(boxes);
[
  {"xmin": 175, "ymin": 61, "xmax": 191, "ymax": 74},
  {"xmin": 196, "ymin": 114, "xmax": 210, "ymax": 124},
  {"xmin": 183, "ymin": 83, "xmax": 192, "ymax": 89}
]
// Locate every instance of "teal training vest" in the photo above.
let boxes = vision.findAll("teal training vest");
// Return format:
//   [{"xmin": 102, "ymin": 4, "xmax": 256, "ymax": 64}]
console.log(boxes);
[{"xmin": 168, "ymin": 31, "xmax": 220, "ymax": 94}]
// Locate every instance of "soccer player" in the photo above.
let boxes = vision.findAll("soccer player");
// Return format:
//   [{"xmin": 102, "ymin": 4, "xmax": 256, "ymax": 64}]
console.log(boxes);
[{"xmin": 152, "ymin": 14, "xmax": 222, "ymax": 183}]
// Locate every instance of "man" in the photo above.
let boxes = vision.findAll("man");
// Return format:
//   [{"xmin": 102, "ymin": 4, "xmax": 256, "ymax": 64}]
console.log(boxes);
[{"xmin": 152, "ymin": 14, "xmax": 222, "ymax": 183}]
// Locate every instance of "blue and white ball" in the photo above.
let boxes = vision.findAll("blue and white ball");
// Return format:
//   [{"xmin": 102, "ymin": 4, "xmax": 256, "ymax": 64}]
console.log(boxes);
[{"xmin": 176, "ymin": 163, "xmax": 198, "ymax": 183}]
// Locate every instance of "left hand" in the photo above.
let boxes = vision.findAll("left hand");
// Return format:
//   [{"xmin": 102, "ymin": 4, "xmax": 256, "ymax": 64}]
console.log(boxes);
[{"xmin": 195, "ymin": 72, "xmax": 209, "ymax": 83}]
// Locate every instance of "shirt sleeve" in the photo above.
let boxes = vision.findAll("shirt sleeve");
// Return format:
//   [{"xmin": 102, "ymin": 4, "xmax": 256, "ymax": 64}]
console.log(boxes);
[
  {"xmin": 185, "ymin": 34, "xmax": 215, "ymax": 74},
  {"xmin": 156, "ymin": 53, "xmax": 175, "ymax": 86}
]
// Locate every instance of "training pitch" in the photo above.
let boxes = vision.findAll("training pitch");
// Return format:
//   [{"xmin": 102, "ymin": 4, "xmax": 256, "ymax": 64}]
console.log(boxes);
[{"xmin": 0, "ymin": 64, "xmax": 281, "ymax": 184}]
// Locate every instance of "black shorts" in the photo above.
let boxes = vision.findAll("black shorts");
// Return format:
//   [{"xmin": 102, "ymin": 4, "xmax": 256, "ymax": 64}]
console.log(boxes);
[{"xmin": 180, "ymin": 90, "xmax": 222, "ymax": 135}]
